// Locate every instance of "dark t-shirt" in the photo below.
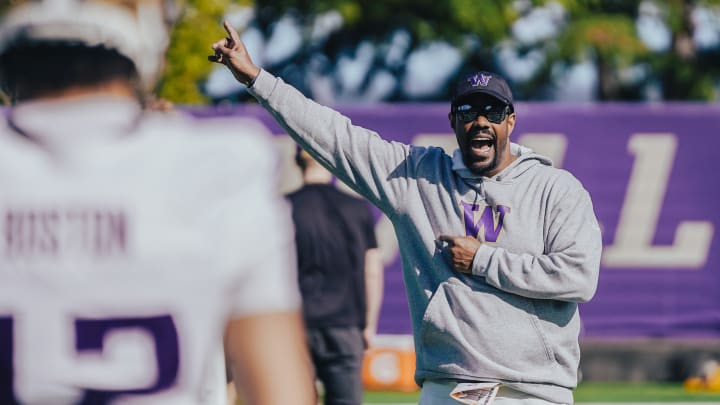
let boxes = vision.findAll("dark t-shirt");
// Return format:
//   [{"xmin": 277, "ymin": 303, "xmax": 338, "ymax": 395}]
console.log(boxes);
[{"xmin": 286, "ymin": 183, "xmax": 378, "ymax": 328}]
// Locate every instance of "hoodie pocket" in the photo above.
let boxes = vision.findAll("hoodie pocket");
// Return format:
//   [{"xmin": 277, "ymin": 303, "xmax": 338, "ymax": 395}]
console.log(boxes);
[{"xmin": 419, "ymin": 279, "xmax": 556, "ymax": 378}]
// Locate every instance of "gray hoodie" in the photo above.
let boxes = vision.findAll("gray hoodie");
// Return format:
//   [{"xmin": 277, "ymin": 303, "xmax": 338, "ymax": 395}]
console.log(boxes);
[{"xmin": 249, "ymin": 70, "xmax": 601, "ymax": 404}]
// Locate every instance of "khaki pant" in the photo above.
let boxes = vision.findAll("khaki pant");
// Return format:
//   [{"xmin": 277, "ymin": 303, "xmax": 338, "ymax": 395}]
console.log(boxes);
[{"xmin": 419, "ymin": 380, "xmax": 568, "ymax": 405}]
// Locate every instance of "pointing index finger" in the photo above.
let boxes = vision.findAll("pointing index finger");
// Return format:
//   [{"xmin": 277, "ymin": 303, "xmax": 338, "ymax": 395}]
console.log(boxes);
[{"xmin": 223, "ymin": 20, "xmax": 241, "ymax": 44}]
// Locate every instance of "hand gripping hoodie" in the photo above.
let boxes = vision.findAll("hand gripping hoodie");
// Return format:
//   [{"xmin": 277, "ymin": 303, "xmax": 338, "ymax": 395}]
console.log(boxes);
[{"xmin": 249, "ymin": 70, "xmax": 602, "ymax": 404}]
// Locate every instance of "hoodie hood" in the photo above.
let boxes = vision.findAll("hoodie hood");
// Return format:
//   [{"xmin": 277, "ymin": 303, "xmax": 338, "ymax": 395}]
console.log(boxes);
[{"xmin": 451, "ymin": 142, "xmax": 553, "ymax": 181}]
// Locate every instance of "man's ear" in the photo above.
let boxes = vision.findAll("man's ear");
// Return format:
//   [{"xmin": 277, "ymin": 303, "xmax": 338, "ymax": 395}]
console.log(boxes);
[
  {"xmin": 448, "ymin": 112, "xmax": 454, "ymax": 130},
  {"xmin": 506, "ymin": 112, "xmax": 516, "ymax": 136}
]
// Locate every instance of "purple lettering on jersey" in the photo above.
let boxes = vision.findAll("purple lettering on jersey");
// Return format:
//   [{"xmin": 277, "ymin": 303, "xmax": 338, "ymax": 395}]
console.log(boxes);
[
  {"xmin": 462, "ymin": 202, "xmax": 510, "ymax": 242},
  {"xmin": 0, "ymin": 317, "xmax": 18, "ymax": 404},
  {"xmin": 97, "ymin": 211, "xmax": 126, "ymax": 255},
  {"xmin": 75, "ymin": 315, "xmax": 179, "ymax": 404},
  {"xmin": 5, "ymin": 211, "xmax": 59, "ymax": 256},
  {"xmin": 4, "ymin": 212, "xmax": 21, "ymax": 256},
  {"xmin": 3, "ymin": 209, "xmax": 127, "ymax": 259}
]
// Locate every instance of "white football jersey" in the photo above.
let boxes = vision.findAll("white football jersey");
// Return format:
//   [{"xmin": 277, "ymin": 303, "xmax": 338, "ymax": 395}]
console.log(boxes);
[{"xmin": 0, "ymin": 95, "xmax": 300, "ymax": 404}]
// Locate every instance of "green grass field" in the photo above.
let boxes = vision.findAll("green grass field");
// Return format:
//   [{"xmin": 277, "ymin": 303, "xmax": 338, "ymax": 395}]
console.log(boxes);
[{"xmin": 361, "ymin": 382, "xmax": 720, "ymax": 403}]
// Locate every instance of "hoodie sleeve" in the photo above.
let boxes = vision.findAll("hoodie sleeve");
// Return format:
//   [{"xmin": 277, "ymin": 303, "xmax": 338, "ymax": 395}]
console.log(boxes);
[
  {"xmin": 248, "ymin": 69, "xmax": 413, "ymax": 213},
  {"xmin": 471, "ymin": 186, "xmax": 602, "ymax": 303}
]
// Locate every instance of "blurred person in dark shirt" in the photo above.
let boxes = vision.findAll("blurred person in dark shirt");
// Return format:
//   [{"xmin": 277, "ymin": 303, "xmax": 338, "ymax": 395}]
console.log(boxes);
[{"xmin": 287, "ymin": 147, "xmax": 384, "ymax": 405}]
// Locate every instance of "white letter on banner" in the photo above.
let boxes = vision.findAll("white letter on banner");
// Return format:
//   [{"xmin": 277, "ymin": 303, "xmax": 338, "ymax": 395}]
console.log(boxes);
[
  {"xmin": 517, "ymin": 134, "xmax": 568, "ymax": 168},
  {"xmin": 603, "ymin": 134, "xmax": 714, "ymax": 268},
  {"xmin": 413, "ymin": 134, "xmax": 458, "ymax": 154}
]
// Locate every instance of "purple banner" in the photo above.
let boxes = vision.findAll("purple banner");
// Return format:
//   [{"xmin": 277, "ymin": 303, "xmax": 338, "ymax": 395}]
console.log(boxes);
[{"xmin": 192, "ymin": 103, "xmax": 720, "ymax": 339}]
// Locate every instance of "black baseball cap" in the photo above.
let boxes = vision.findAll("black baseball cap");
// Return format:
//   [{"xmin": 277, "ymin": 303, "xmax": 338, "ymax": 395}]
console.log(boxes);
[{"xmin": 451, "ymin": 71, "xmax": 514, "ymax": 108}]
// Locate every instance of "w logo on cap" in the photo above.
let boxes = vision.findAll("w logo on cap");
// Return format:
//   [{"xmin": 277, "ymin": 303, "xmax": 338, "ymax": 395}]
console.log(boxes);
[{"xmin": 469, "ymin": 73, "xmax": 492, "ymax": 87}]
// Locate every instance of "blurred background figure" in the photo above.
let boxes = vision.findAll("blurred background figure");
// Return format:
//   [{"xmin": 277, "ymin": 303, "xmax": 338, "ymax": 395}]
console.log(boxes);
[
  {"xmin": 287, "ymin": 147, "xmax": 384, "ymax": 405},
  {"xmin": 0, "ymin": 1, "xmax": 315, "ymax": 404}
]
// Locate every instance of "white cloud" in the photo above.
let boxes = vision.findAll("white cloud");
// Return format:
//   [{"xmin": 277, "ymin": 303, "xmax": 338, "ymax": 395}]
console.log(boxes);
[
  {"xmin": 512, "ymin": 1, "xmax": 566, "ymax": 45},
  {"xmin": 692, "ymin": 5, "xmax": 720, "ymax": 50},
  {"xmin": 265, "ymin": 15, "xmax": 303, "ymax": 65},
  {"xmin": 336, "ymin": 41, "xmax": 376, "ymax": 95},
  {"xmin": 310, "ymin": 10, "xmax": 344, "ymax": 45},
  {"xmin": 402, "ymin": 41, "xmax": 462, "ymax": 99},
  {"xmin": 636, "ymin": 1, "xmax": 672, "ymax": 52},
  {"xmin": 496, "ymin": 41, "xmax": 545, "ymax": 82},
  {"xmin": 551, "ymin": 59, "xmax": 598, "ymax": 102},
  {"xmin": 204, "ymin": 66, "xmax": 246, "ymax": 99}
]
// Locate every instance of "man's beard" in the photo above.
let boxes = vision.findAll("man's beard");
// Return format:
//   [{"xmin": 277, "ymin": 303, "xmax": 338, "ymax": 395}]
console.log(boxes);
[{"xmin": 468, "ymin": 153, "xmax": 498, "ymax": 176}]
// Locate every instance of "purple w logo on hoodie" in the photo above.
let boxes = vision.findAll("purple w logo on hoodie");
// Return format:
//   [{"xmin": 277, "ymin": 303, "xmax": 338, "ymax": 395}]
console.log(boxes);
[{"xmin": 461, "ymin": 202, "xmax": 510, "ymax": 242}]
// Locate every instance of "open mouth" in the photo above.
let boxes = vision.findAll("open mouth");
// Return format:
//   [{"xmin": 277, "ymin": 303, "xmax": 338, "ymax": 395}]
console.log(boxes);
[{"xmin": 470, "ymin": 138, "xmax": 494, "ymax": 154}]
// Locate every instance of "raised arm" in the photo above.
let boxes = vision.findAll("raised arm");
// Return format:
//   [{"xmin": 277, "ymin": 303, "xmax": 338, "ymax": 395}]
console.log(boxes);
[{"xmin": 209, "ymin": 21, "xmax": 415, "ymax": 213}]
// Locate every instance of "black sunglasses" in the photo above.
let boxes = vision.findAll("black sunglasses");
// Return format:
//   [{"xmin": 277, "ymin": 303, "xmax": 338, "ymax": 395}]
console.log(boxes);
[{"xmin": 453, "ymin": 103, "xmax": 511, "ymax": 124}]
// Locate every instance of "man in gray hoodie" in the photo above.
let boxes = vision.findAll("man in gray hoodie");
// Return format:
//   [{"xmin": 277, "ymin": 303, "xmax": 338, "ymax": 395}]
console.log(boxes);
[{"xmin": 210, "ymin": 21, "xmax": 601, "ymax": 405}]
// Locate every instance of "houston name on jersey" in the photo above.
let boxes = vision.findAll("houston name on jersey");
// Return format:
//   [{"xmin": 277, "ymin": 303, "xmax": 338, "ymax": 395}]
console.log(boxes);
[{"xmin": 3, "ymin": 208, "xmax": 128, "ymax": 259}]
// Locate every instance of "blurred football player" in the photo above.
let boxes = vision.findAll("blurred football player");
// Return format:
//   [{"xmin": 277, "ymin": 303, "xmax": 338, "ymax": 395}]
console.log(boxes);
[{"xmin": 0, "ymin": 1, "xmax": 315, "ymax": 404}]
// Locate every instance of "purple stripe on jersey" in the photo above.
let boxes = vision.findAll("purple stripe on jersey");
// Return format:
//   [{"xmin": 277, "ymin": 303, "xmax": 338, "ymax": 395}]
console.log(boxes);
[
  {"xmin": 0, "ymin": 317, "xmax": 18, "ymax": 404},
  {"xmin": 75, "ymin": 315, "xmax": 179, "ymax": 403}
]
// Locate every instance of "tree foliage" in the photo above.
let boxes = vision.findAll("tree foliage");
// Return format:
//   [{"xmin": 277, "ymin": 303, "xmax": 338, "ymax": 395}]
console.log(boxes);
[
  {"xmin": 159, "ymin": 0, "xmax": 245, "ymax": 103},
  {"xmin": 159, "ymin": 0, "xmax": 720, "ymax": 103}
]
